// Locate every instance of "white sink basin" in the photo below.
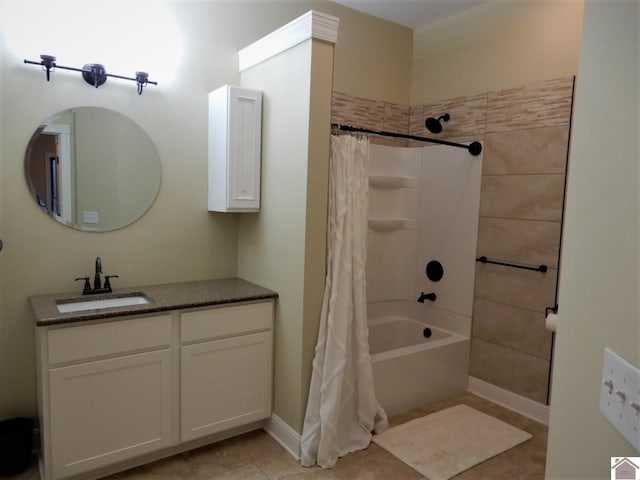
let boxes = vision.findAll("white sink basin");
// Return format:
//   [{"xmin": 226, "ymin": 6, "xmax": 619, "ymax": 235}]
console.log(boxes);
[{"xmin": 56, "ymin": 294, "xmax": 150, "ymax": 313}]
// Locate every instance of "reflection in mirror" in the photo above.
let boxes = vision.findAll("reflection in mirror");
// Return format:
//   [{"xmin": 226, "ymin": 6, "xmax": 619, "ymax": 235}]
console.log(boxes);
[{"xmin": 25, "ymin": 107, "xmax": 161, "ymax": 232}]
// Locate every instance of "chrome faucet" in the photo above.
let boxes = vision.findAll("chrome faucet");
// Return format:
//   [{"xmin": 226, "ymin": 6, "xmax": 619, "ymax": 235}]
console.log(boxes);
[{"xmin": 75, "ymin": 257, "xmax": 119, "ymax": 295}]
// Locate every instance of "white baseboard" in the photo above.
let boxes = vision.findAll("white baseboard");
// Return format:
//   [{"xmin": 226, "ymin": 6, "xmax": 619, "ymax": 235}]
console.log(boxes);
[
  {"xmin": 468, "ymin": 376, "xmax": 550, "ymax": 425},
  {"xmin": 263, "ymin": 415, "xmax": 301, "ymax": 461}
]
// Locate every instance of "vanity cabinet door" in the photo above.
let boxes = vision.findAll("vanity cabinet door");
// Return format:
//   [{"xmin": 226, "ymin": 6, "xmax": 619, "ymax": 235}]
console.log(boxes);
[
  {"xmin": 181, "ymin": 331, "xmax": 273, "ymax": 442},
  {"xmin": 48, "ymin": 349, "xmax": 173, "ymax": 479}
]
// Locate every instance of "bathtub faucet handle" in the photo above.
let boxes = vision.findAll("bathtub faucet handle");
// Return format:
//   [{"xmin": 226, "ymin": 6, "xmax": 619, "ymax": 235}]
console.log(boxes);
[{"xmin": 418, "ymin": 292, "xmax": 437, "ymax": 303}]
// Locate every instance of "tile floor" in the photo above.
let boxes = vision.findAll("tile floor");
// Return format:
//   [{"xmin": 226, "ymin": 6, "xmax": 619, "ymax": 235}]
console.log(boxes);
[{"xmin": 10, "ymin": 393, "xmax": 547, "ymax": 480}]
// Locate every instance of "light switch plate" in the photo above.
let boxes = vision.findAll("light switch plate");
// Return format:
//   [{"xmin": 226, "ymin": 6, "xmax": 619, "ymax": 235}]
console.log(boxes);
[
  {"xmin": 600, "ymin": 347, "xmax": 640, "ymax": 452},
  {"xmin": 83, "ymin": 211, "xmax": 98, "ymax": 224}
]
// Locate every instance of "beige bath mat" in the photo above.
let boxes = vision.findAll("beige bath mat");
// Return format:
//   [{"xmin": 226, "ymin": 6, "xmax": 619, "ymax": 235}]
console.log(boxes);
[{"xmin": 372, "ymin": 404, "xmax": 532, "ymax": 480}]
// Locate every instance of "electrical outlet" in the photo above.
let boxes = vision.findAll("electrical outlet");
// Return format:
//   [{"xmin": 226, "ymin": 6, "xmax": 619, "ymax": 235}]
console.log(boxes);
[{"xmin": 600, "ymin": 347, "xmax": 640, "ymax": 452}]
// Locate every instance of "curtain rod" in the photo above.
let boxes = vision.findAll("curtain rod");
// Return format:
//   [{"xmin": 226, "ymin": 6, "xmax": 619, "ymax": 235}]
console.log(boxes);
[{"xmin": 331, "ymin": 123, "xmax": 482, "ymax": 156}]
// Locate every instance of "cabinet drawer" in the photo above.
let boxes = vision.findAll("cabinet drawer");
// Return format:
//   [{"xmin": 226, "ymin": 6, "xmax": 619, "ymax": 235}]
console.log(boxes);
[
  {"xmin": 48, "ymin": 315, "xmax": 172, "ymax": 365},
  {"xmin": 181, "ymin": 301, "xmax": 272, "ymax": 343}
]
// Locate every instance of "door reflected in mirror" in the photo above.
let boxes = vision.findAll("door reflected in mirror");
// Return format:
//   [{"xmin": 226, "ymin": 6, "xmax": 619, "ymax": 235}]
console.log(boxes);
[{"xmin": 25, "ymin": 107, "xmax": 161, "ymax": 232}]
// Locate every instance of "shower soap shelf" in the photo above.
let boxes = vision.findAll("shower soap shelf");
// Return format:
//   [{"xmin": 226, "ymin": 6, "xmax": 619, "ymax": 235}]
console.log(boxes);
[
  {"xmin": 368, "ymin": 218, "xmax": 417, "ymax": 231},
  {"xmin": 369, "ymin": 176, "xmax": 418, "ymax": 189}
]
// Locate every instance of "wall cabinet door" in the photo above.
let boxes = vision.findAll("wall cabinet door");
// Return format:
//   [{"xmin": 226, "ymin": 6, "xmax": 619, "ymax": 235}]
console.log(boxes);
[
  {"xmin": 181, "ymin": 331, "xmax": 273, "ymax": 442},
  {"xmin": 208, "ymin": 85, "xmax": 262, "ymax": 212},
  {"xmin": 48, "ymin": 349, "xmax": 173, "ymax": 479}
]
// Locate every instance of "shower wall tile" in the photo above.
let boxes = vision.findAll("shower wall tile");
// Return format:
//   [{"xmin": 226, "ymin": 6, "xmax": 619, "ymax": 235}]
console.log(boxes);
[
  {"xmin": 434, "ymin": 135, "xmax": 482, "ymax": 145},
  {"xmin": 474, "ymin": 263, "xmax": 557, "ymax": 313},
  {"xmin": 331, "ymin": 91, "xmax": 354, "ymax": 124},
  {"xmin": 470, "ymin": 338, "xmax": 550, "ymax": 404},
  {"xmin": 409, "ymin": 93, "xmax": 488, "ymax": 139},
  {"xmin": 483, "ymin": 125, "xmax": 570, "ymax": 175},
  {"xmin": 472, "ymin": 298, "xmax": 552, "ymax": 360},
  {"xmin": 408, "ymin": 105, "xmax": 424, "ymax": 145},
  {"xmin": 479, "ymin": 174, "xmax": 565, "ymax": 221},
  {"xmin": 485, "ymin": 77, "xmax": 574, "ymax": 133},
  {"xmin": 369, "ymin": 136, "xmax": 409, "ymax": 147},
  {"xmin": 331, "ymin": 91, "xmax": 385, "ymax": 130},
  {"xmin": 383, "ymin": 103, "xmax": 410, "ymax": 134},
  {"xmin": 331, "ymin": 92, "xmax": 409, "ymax": 147},
  {"xmin": 407, "ymin": 135, "xmax": 483, "ymax": 149},
  {"xmin": 476, "ymin": 217, "xmax": 561, "ymax": 268},
  {"xmin": 408, "ymin": 104, "xmax": 424, "ymax": 140}
]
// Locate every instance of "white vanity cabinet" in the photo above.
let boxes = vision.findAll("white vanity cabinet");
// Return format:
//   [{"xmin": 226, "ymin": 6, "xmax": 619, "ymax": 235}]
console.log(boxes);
[
  {"xmin": 208, "ymin": 85, "xmax": 262, "ymax": 212},
  {"xmin": 180, "ymin": 301, "xmax": 273, "ymax": 441},
  {"xmin": 36, "ymin": 298, "xmax": 274, "ymax": 480},
  {"xmin": 38, "ymin": 315, "xmax": 174, "ymax": 480}
]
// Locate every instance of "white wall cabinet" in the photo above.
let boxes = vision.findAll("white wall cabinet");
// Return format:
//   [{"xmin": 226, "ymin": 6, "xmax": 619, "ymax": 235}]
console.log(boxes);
[
  {"xmin": 208, "ymin": 85, "xmax": 262, "ymax": 212},
  {"xmin": 36, "ymin": 300, "xmax": 274, "ymax": 480}
]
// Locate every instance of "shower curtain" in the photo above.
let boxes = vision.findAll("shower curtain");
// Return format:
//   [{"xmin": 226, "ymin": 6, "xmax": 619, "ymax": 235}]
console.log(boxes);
[{"xmin": 300, "ymin": 134, "xmax": 388, "ymax": 469}]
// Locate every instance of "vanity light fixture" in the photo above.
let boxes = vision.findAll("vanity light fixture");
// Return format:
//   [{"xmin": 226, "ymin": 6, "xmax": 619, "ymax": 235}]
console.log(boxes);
[{"xmin": 23, "ymin": 54, "xmax": 157, "ymax": 95}]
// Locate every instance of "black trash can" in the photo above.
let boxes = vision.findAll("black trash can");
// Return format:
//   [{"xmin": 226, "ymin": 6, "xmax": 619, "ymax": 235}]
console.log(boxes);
[{"xmin": 0, "ymin": 417, "xmax": 34, "ymax": 476}]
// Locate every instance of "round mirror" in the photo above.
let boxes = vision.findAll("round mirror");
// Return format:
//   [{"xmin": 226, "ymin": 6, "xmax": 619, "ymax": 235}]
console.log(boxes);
[{"xmin": 25, "ymin": 107, "xmax": 161, "ymax": 232}]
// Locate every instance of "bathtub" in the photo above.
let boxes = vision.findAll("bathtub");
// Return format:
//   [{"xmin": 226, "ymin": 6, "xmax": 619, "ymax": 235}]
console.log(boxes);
[{"xmin": 368, "ymin": 316, "xmax": 470, "ymax": 417}]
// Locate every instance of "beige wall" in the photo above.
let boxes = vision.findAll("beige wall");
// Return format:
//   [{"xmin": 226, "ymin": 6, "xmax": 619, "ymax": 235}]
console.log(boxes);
[
  {"xmin": 237, "ymin": 38, "xmax": 331, "ymax": 433},
  {"xmin": 238, "ymin": 40, "xmax": 311, "ymax": 432},
  {"xmin": 0, "ymin": 1, "xmax": 412, "ymax": 420},
  {"xmin": 301, "ymin": 42, "xmax": 334, "ymax": 430},
  {"xmin": 321, "ymin": 3, "xmax": 412, "ymax": 104},
  {"xmin": 546, "ymin": 2, "xmax": 639, "ymax": 477},
  {"xmin": 411, "ymin": 0, "xmax": 583, "ymax": 104}
]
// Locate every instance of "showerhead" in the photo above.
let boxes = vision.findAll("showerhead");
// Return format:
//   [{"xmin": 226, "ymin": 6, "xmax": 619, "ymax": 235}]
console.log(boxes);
[{"xmin": 425, "ymin": 113, "xmax": 450, "ymax": 134}]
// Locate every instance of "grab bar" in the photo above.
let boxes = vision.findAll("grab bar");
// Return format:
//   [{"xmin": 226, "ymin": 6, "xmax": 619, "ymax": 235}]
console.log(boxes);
[{"xmin": 476, "ymin": 256, "xmax": 548, "ymax": 273}]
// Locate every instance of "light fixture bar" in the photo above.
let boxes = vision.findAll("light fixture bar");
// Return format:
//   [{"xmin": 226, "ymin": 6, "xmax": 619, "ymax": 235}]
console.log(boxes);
[{"xmin": 23, "ymin": 55, "xmax": 158, "ymax": 95}]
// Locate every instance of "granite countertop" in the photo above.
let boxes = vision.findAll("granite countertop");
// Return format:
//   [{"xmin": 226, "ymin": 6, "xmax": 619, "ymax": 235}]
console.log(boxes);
[{"xmin": 30, "ymin": 277, "xmax": 278, "ymax": 326}]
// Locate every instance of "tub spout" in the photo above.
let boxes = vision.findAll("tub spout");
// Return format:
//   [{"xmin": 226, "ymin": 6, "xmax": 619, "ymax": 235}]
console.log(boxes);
[{"xmin": 417, "ymin": 292, "xmax": 436, "ymax": 303}]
